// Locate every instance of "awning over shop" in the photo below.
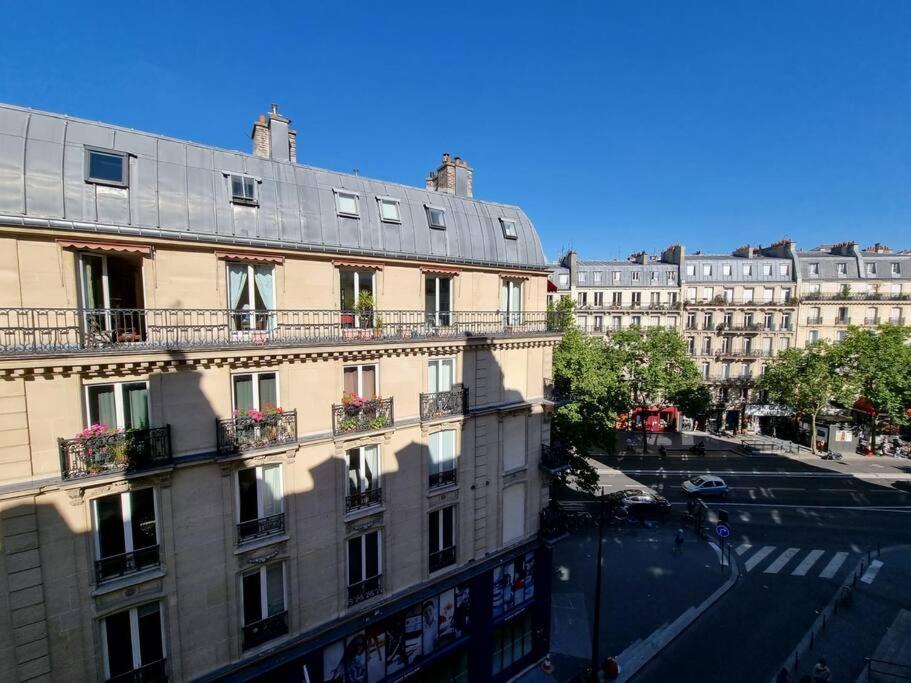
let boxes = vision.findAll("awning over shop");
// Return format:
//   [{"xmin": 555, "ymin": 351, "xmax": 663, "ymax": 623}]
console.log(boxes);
[{"xmin": 745, "ymin": 404, "xmax": 794, "ymax": 417}]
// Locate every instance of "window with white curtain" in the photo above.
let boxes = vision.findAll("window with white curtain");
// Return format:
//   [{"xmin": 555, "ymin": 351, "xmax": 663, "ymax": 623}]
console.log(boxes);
[
  {"xmin": 425, "ymin": 276, "xmax": 453, "ymax": 326},
  {"xmin": 241, "ymin": 563, "xmax": 286, "ymax": 648},
  {"xmin": 429, "ymin": 429, "xmax": 456, "ymax": 489},
  {"xmin": 237, "ymin": 464, "xmax": 283, "ymax": 542},
  {"xmin": 85, "ymin": 382, "xmax": 149, "ymax": 430},
  {"xmin": 428, "ymin": 358, "xmax": 454, "ymax": 394},
  {"xmin": 501, "ymin": 280, "xmax": 523, "ymax": 325},
  {"xmin": 228, "ymin": 263, "xmax": 275, "ymax": 332}
]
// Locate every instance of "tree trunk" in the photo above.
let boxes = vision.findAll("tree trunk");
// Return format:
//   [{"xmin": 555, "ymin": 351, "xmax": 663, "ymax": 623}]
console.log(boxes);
[
  {"xmin": 871, "ymin": 418, "xmax": 878, "ymax": 454},
  {"xmin": 641, "ymin": 418, "xmax": 648, "ymax": 454},
  {"xmin": 810, "ymin": 411, "xmax": 818, "ymax": 455}
]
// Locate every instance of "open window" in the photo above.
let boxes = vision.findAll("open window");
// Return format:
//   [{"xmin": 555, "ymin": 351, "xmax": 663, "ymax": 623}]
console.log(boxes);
[
  {"xmin": 79, "ymin": 252, "xmax": 145, "ymax": 343},
  {"xmin": 241, "ymin": 563, "xmax": 288, "ymax": 649},
  {"xmin": 237, "ymin": 464, "xmax": 284, "ymax": 543},
  {"xmin": 429, "ymin": 429, "xmax": 456, "ymax": 489},
  {"xmin": 346, "ymin": 444, "xmax": 381, "ymax": 511},
  {"xmin": 347, "ymin": 530, "xmax": 382, "ymax": 605},
  {"xmin": 339, "ymin": 269, "xmax": 375, "ymax": 328},
  {"xmin": 101, "ymin": 602, "xmax": 165, "ymax": 681},
  {"xmin": 93, "ymin": 488, "xmax": 159, "ymax": 583},
  {"xmin": 227, "ymin": 262, "xmax": 275, "ymax": 334},
  {"xmin": 85, "ymin": 381, "xmax": 149, "ymax": 430},
  {"xmin": 429, "ymin": 505, "xmax": 456, "ymax": 572},
  {"xmin": 425, "ymin": 275, "xmax": 453, "ymax": 327},
  {"xmin": 500, "ymin": 280, "xmax": 523, "ymax": 326}
]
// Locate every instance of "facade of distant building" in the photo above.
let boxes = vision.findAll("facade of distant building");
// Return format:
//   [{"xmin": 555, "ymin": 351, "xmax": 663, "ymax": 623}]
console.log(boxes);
[{"xmin": 0, "ymin": 103, "xmax": 564, "ymax": 683}]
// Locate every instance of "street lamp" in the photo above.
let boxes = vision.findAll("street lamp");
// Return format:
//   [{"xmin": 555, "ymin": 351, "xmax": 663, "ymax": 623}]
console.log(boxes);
[{"xmin": 590, "ymin": 486, "xmax": 606, "ymax": 680}]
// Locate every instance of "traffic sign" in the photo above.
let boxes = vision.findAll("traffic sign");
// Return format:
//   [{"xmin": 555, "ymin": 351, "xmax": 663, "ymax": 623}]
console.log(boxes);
[{"xmin": 715, "ymin": 523, "xmax": 730, "ymax": 538}]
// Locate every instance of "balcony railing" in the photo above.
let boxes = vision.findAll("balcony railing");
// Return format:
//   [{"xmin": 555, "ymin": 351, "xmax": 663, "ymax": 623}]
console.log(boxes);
[
  {"xmin": 720, "ymin": 349, "xmax": 770, "ymax": 358},
  {"xmin": 800, "ymin": 292, "xmax": 910, "ymax": 302},
  {"xmin": 346, "ymin": 486, "xmax": 382, "ymax": 513},
  {"xmin": 889, "ymin": 317, "xmax": 906, "ymax": 325},
  {"xmin": 95, "ymin": 545, "xmax": 161, "ymax": 584},
  {"xmin": 687, "ymin": 298, "xmax": 795, "ymax": 307},
  {"xmin": 806, "ymin": 317, "xmax": 823, "ymax": 325},
  {"xmin": 348, "ymin": 575, "xmax": 383, "ymax": 606},
  {"xmin": 216, "ymin": 410, "xmax": 298, "ymax": 455},
  {"xmin": 106, "ymin": 658, "xmax": 168, "ymax": 683},
  {"xmin": 864, "ymin": 317, "xmax": 881, "ymax": 325},
  {"xmin": 544, "ymin": 377, "xmax": 570, "ymax": 404},
  {"xmin": 420, "ymin": 386, "xmax": 467, "ymax": 421},
  {"xmin": 237, "ymin": 513, "xmax": 286, "ymax": 544},
  {"xmin": 429, "ymin": 468, "xmax": 457, "ymax": 489},
  {"xmin": 242, "ymin": 611, "xmax": 289, "ymax": 650},
  {"xmin": 707, "ymin": 375, "xmax": 755, "ymax": 385},
  {"xmin": 719, "ymin": 323, "xmax": 764, "ymax": 333},
  {"xmin": 0, "ymin": 308, "xmax": 560, "ymax": 356},
  {"xmin": 429, "ymin": 545, "xmax": 457, "ymax": 573},
  {"xmin": 540, "ymin": 443, "xmax": 571, "ymax": 474},
  {"xmin": 834, "ymin": 317, "xmax": 852, "ymax": 326},
  {"xmin": 59, "ymin": 426, "xmax": 172, "ymax": 480},
  {"xmin": 332, "ymin": 398, "xmax": 394, "ymax": 436}
]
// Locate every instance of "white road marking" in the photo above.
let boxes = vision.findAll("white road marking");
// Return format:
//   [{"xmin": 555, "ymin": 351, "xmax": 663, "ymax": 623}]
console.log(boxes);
[
  {"xmin": 764, "ymin": 547, "xmax": 801, "ymax": 574},
  {"xmin": 744, "ymin": 546, "xmax": 776, "ymax": 572},
  {"xmin": 791, "ymin": 550, "xmax": 825, "ymax": 576},
  {"xmin": 860, "ymin": 560, "xmax": 884, "ymax": 584},
  {"xmin": 735, "ymin": 543, "xmax": 753, "ymax": 556},
  {"xmin": 819, "ymin": 552, "xmax": 849, "ymax": 578}
]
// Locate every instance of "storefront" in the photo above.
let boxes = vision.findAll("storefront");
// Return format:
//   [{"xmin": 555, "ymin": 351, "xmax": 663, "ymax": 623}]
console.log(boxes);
[
  {"xmin": 744, "ymin": 404, "xmax": 794, "ymax": 437},
  {"xmin": 216, "ymin": 542, "xmax": 551, "ymax": 683}
]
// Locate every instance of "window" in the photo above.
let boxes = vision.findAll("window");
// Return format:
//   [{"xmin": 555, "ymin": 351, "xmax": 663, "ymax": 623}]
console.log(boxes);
[
  {"xmin": 346, "ymin": 445, "xmax": 381, "ymax": 511},
  {"xmin": 500, "ymin": 218, "xmax": 518, "ymax": 239},
  {"xmin": 377, "ymin": 197, "xmax": 401, "ymax": 223},
  {"xmin": 808, "ymin": 330, "xmax": 819, "ymax": 344},
  {"xmin": 686, "ymin": 265, "xmax": 696, "ymax": 277},
  {"xmin": 426, "ymin": 276, "xmax": 453, "ymax": 326},
  {"xmin": 631, "ymin": 315, "xmax": 641, "ymax": 326},
  {"xmin": 230, "ymin": 175, "xmax": 257, "ymax": 205},
  {"xmin": 764, "ymin": 313, "xmax": 774, "ymax": 329},
  {"xmin": 782, "ymin": 312, "xmax": 792, "ymax": 330},
  {"xmin": 762, "ymin": 337, "xmax": 773, "ymax": 353},
  {"xmin": 743, "ymin": 264, "xmax": 753, "ymax": 276},
  {"xmin": 578, "ymin": 272, "xmax": 586, "ymax": 284},
  {"xmin": 85, "ymin": 382, "xmax": 149, "ymax": 430},
  {"xmin": 632, "ymin": 271, "xmax": 640, "ymax": 282},
  {"xmin": 608, "ymin": 315, "xmax": 620, "ymax": 330},
  {"xmin": 781, "ymin": 288, "xmax": 792, "ymax": 302},
  {"xmin": 687, "ymin": 287, "xmax": 697, "ymax": 302},
  {"xmin": 723, "ymin": 288, "xmax": 734, "ymax": 303},
  {"xmin": 241, "ymin": 563, "xmax": 287, "ymax": 649},
  {"xmin": 779, "ymin": 264, "xmax": 789, "ymax": 276},
  {"xmin": 723, "ymin": 265, "xmax": 732, "ymax": 276},
  {"xmin": 335, "ymin": 190, "xmax": 360, "ymax": 218},
  {"xmin": 426, "ymin": 206, "xmax": 446, "ymax": 229},
  {"xmin": 429, "ymin": 429, "xmax": 457, "ymax": 489},
  {"xmin": 837, "ymin": 306, "xmax": 849, "ymax": 323},
  {"xmin": 742, "ymin": 363, "xmax": 751, "ymax": 378},
  {"xmin": 101, "ymin": 603, "xmax": 165, "ymax": 681},
  {"xmin": 491, "ymin": 613, "xmax": 533, "ymax": 676},
  {"xmin": 836, "ymin": 330, "xmax": 847, "ymax": 342},
  {"xmin": 429, "ymin": 505, "xmax": 456, "ymax": 572},
  {"xmin": 232, "ymin": 372, "xmax": 278, "ymax": 413},
  {"xmin": 558, "ymin": 273, "xmax": 569, "ymax": 287},
  {"xmin": 612, "ymin": 291, "xmax": 623, "ymax": 305},
  {"xmin": 721, "ymin": 362, "xmax": 731, "ymax": 379},
  {"xmin": 702, "ymin": 287, "xmax": 713, "ymax": 301},
  {"xmin": 763, "ymin": 264, "xmax": 772, "ymax": 276},
  {"xmin": 237, "ymin": 464, "xmax": 283, "ymax": 543},
  {"xmin": 809, "ymin": 263, "xmax": 820, "ymax": 277},
  {"xmin": 837, "ymin": 262, "xmax": 848, "ymax": 276},
  {"xmin": 781, "ymin": 337, "xmax": 790, "ymax": 350},
  {"xmin": 723, "ymin": 312, "xmax": 733, "ymax": 327},
  {"xmin": 340, "ymin": 269, "xmax": 375, "ymax": 325},
  {"xmin": 593, "ymin": 271, "xmax": 602, "ymax": 284},
  {"xmin": 577, "ymin": 292, "xmax": 587, "ymax": 307},
  {"xmin": 78, "ymin": 252, "xmax": 145, "ymax": 337},
  {"xmin": 687, "ymin": 337, "xmax": 695, "ymax": 354},
  {"xmin": 501, "ymin": 280, "xmax": 522, "ymax": 325},
  {"xmin": 703, "ymin": 264, "xmax": 712, "ymax": 276},
  {"xmin": 702, "ymin": 312, "xmax": 713, "ymax": 328},
  {"xmin": 668, "ymin": 272, "xmax": 677, "ymax": 285},
  {"xmin": 428, "ymin": 358, "xmax": 454, "ymax": 395},
  {"xmin": 631, "ymin": 291, "xmax": 641, "ymax": 305},
  {"xmin": 86, "ymin": 148, "xmax": 128, "ymax": 186},
  {"xmin": 651, "ymin": 271, "xmax": 659, "ymax": 283},
  {"xmin": 502, "ymin": 484, "xmax": 526, "ymax": 545},
  {"xmin": 93, "ymin": 489, "xmax": 158, "ymax": 583},
  {"xmin": 650, "ymin": 291, "xmax": 661, "ymax": 306},
  {"xmin": 762, "ymin": 288, "xmax": 773, "ymax": 303},
  {"xmin": 701, "ymin": 362, "xmax": 710, "ymax": 379},
  {"xmin": 348, "ymin": 530, "xmax": 382, "ymax": 605},
  {"xmin": 228, "ymin": 262, "xmax": 275, "ymax": 332},
  {"xmin": 891, "ymin": 284, "xmax": 902, "ymax": 297},
  {"xmin": 686, "ymin": 312, "xmax": 697, "ymax": 329},
  {"xmin": 594, "ymin": 315, "xmax": 603, "ymax": 331},
  {"xmin": 612, "ymin": 271, "xmax": 621, "ymax": 282},
  {"xmin": 892, "ymin": 262, "xmax": 902, "ymax": 275},
  {"xmin": 866, "ymin": 263, "xmax": 876, "ymax": 275},
  {"xmin": 593, "ymin": 292, "xmax": 603, "ymax": 306},
  {"xmin": 343, "ymin": 364, "xmax": 377, "ymax": 400},
  {"xmin": 743, "ymin": 288, "xmax": 754, "ymax": 302}
]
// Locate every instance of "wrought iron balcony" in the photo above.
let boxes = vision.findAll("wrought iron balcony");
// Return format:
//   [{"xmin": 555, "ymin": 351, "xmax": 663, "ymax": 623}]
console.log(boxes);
[
  {"xmin": 420, "ymin": 386, "xmax": 467, "ymax": 421},
  {"xmin": 95, "ymin": 545, "xmax": 161, "ymax": 584},
  {"xmin": 345, "ymin": 487, "xmax": 383, "ymax": 513},
  {"xmin": 806, "ymin": 317, "xmax": 823, "ymax": 325},
  {"xmin": 540, "ymin": 508, "xmax": 570, "ymax": 545},
  {"xmin": 216, "ymin": 410, "xmax": 298, "ymax": 455},
  {"xmin": 237, "ymin": 513, "xmax": 286, "ymax": 544},
  {"xmin": 429, "ymin": 469, "xmax": 457, "ymax": 490},
  {"xmin": 348, "ymin": 575, "xmax": 383, "ymax": 606},
  {"xmin": 242, "ymin": 611, "xmax": 289, "ymax": 650},
  {"xmin": 332, "ymin": 398, "xmax": 394, "ymax": 436},
  {"xmin": 864, "ymin": 317, "xmax": 881, "ymax": 326},
  {"xmin": 800, "ymin": 292, "xmax": 910, "ymax": 302},
  {"xmin": 429, "ymin": 545, "xmax": 457, "ymax": 573},
  {"xmin": 687, "ymin": 298, "xmax": 795, "ymax": 307},
  {"xmin": 0, "ymin": 308, "xmax": 560, "ymax": 356},
  {"xmin": 58, "ymin": 426, "xmax": 172, "ymax": 480},
  {"xmin": 540, "ymin": 443, "xmax": 571, "ymax": 474},
  {"xmin": 106, "ymin": 658, "xmax": 168, "ymax": 683},
  {"xmin": 834, "ymin": 317, "xmax": 852, "ymax": 326}
]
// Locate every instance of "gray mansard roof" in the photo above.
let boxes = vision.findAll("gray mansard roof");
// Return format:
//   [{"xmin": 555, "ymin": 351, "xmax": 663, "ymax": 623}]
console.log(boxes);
[
  {"xmin": 797, "ymin": 249, "xmax": 911, "ymax": 281},
  {"xmin": 684, "ymin": 255, "xmax": 794, "ymax": 283},
  {"xmin": 0, "ymin": 103, "xmax": 546, "ymax": 269}
]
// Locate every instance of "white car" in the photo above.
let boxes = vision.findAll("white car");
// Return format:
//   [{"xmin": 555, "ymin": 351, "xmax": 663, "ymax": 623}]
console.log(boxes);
[{"xmin": 682, "ymin": 475, "xmax": 729, "ymax": 497}]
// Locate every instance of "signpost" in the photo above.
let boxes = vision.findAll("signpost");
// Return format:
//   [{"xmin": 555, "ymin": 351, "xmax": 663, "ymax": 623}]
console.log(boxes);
[{"xmin": 715, "ymin": 521, "xmax": 730, "ymax": 571}]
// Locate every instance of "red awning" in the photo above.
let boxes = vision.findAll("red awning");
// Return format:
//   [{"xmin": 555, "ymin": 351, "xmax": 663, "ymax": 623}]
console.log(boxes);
[
  {"xmin": 57, "ymin": 239, "xmax": 152, "ymax": 256},
  {"xmin": 215, "ymin": 250, "xmax": 284, "ymax": 264},
  {"xmin": 421, "ymin": 266, "xmax": 461, "ymax": 276},
  {"xmin": 853, "ymin": 397, "xmax": 876, "ymax": 416},
  {"xmin": 547, "ymin": 280, "xmax": 558, "ymax": 292},
  {"xmin": 333, "ymin": 259, "xmax": 384, "ymax": 270}
]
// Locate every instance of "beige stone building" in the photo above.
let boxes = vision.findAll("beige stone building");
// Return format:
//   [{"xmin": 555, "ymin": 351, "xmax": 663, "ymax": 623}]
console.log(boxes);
[{"xmin": 0, "ymin": 103, "xmax": 563, "ymax": 682}]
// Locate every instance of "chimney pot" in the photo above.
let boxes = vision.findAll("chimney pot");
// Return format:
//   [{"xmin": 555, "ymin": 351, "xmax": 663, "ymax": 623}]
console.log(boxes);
[
  {"xmin": 251, "ymin": 105, "xmax": 296, "ymax": 163},
  {"xmin": 427, "ymin": 152, "xmax": 472, "ymax": 197}
]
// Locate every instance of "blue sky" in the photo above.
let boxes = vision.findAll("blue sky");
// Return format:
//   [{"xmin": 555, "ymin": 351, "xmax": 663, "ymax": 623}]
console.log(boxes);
[{"xmin": 2, "ymin": 1, "xmax": 909, "ymax": 261}]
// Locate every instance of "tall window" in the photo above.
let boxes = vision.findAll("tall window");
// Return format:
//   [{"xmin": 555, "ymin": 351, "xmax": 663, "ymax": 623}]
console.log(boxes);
[
  {"xmin": 343, "ymin": 364, "xmax": 377, "ymax": 400},
  {"xmin": 702, "ymin": 265, "xmax": 712, "ymax": 276},
  {"xmin": 425, "ymin": 276, "xmax": 453, "ymax": 326},
  {"xmin": 702, "ymin": 287, "xmax": 713, "ymax": 301},
  {"xmin": 491, "ymin": 612, "xmax": 533, "ymax": 676},
  {"xmin": 577, "ymin": 292, "xmax": 587, "ymax": 307},
  {"xmin": 339, "ymin": 269, "xmax": 374, "ymax": 317},
  {"xmin": 612, "ymin": 291, "xmax": 623, "ymax": 305},
  {"xmin": 348, "ymin": 531, "xmax": 382, "ymax": 605},
  {"xmin": 809, "ymin": 263, "xmax": 819, "ymax": 276},
  {"xmin": 502, "ymin": 484, "xmax": 526, "ymax": 545},
  {"xmin": 86, "ymin": 382, "xmax": 149, "ymax": 430},
  {"xmin": 701, "ymin": 362, "xmax": 710, "ymax": 379},
  {"xmin": 93, "ymin": 489, "xmax": 158, "ymax": 582},
  {"xmin": 429, "ymin": 429, "xmax": 456, "ymax": 489},
  {"xmin": 702, "ymin": 312, "xmax": 713, "ymax": 328},
  {"xmin": 743, "ymin": 288, "xmax": 754, "ymax": 303},
  {"xmin": 500, "ymin": 280, "xmax": 522, "ymax": 325},
  {"xmin": 631, "ymin": 291, "xmax": 641, "ymax": 305},
  {"xmin": 429, "ymin": 505, "xmax": 456, "ymax": 572},
  {"xmin": 687, "ymin": 337, "xmax": 695, "ymax": 354},
  {"xmin": 228, "ymin": 263, "xmax": 274, "ymax": 332},
  {"xmin": 241, "ymin": 563, "xmax": 287, "ymax": 649},
  {"xmin": 891, "ymin": 262, "xmax": 901, "ymax": 275},
  {"xmin": 101, "ymin": 603, "xmax": 165, "ymax": 681},
  {"xmin": 837, "ymin": 263, "xmax": 847, "ymax": 276},
  {"xmin": 79, "ymin": 252, "xmax": 145, "ymax": 337},
  {"xmin": 232, "ymin": 373, "xmax": 278, "ymax": 413},
  {"xmin": 237, "ymin": 464, "xmax": 283, "ymax": 542},
  {"xmin": 743, "ymin": 264, "xmax": 753, "ymax": 276},
  {"xmin": 808, "ymin": 330, "xmax": 819, "ymax": 344},
  {"xmin": 346, "ymin": 445, "xmax": 381, "ymax": 511},
  {"xmin": 701, "ymin": 337, "xmax": 711, "ymax": 354},
  {"xmin": 593, "ymin": 292, "xmax": 603, "ymax": 306},
  {"xmin": 723, "ymin": 288, "xmax": 734, "ymax": 303},
  {"xmin": 593, "ymin": 271, "xmax": 602, "ymax": 284},
  {"xmin": 428, "ymin": 358, "xmax": 454, "ymax": 394},
  {"xmin": 686, "ymin": 287, "xmax": 697, "ymax": 302}
]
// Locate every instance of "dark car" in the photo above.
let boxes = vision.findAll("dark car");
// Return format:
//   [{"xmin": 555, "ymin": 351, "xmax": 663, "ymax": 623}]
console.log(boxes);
[
  {"xmin": 605, "ymin": 489, "xmax": 672, "ymax": 521},
  {"xmin": 821, "ymin": 451, "xmax": 843, "ymax": 461}
]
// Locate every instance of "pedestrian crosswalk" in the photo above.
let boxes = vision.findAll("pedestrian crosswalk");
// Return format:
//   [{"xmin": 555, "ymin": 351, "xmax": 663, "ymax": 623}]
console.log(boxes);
[{"xmin": 733, "ymin": 544, "xmax": 880, "ymax": 583}]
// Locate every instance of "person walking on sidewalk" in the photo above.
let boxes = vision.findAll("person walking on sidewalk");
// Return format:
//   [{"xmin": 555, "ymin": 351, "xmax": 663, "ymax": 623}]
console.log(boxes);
[{"xmin": 811, "ymin": 657, "xmax": 831, "ymax": 683}]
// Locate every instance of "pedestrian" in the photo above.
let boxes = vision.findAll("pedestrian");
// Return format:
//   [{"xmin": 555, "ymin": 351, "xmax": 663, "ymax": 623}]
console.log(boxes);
[
  {"xmin": 811, "ymin": 657, "xmax": 831, "ymax": 683},
  {"xmin": 775, "ymin": 667, "xmax": 789, "ymax": 683}
]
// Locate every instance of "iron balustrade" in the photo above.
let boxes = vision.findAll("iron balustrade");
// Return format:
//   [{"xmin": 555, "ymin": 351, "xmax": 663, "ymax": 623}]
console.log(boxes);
[
  {"xmin": 216, "ymin": 410, "xmax": 298, "ymax": 455},
  {"xmin": 429, "ymin": 545, "xmax": 457, "ymax": 573},
  {"xmin": 242, "ymin": 611, "xmax": 289, "ymax": 650},
  {"xmin": 540, "ymin": 443, "xmax": 571, "ymax": 473},
  {"xmin": 0, "ymin": 308, "xmax": 559, "ymax": 356},
  {"xmin": 429, "ymin": 469, "xmax": 457, "ymax": 489},
  {"xmin": 59, "ymin": 426, "xmax": 172, "ymax": 480},
  {"xmin": 806, "ymin": 317, "xmax": 823, "ymax": 325},
  {"xmin": 801, "ymin": 292, "xmax": 911, "ymax": 302},
  {"xmin": 686, "ymin": 298, "xmax": 795, "ymax": 307},
  {"xmin": 345, "ymin": 487, "xmax": 383, "ymax": 512},
  {"xmin": 420, "ymin": 386, "xmax": 467, "ymax": 421},
  {"xmin": 864, "ymin": 317, "xmax": 881, "ymax": 325},
  {"xmin": 835, "ymin": 317, "xmax": 852, "ymax": 326},
  {"xmin": 106, "ymin": 658, "xmax": 168, "ymax": 683},
  {"xmin": 95, "ymin": 545, "xmax": 161, "ymax": 584},
  {"xmin": 332, "ymin": 398, "xmax": 394, "ymax": 436},
  {"xmin": 347, "ymin": 575, "xmax": 383, "ymax": 606},
  {"xmin": 237, "ymin": 513, "xmax": 286, "ymax": 543}
]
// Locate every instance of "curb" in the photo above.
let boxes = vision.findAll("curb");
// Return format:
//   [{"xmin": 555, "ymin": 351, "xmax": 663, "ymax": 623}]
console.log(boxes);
[{"xmin": 615, "ymin": 540, "xmax": 740, "ymax": 682}]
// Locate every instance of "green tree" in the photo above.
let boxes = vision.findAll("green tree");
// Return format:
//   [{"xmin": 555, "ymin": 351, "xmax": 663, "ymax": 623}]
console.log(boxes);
[
  {"xmin": 758, "ymin": 341, "xmax": 850, "ymax": 454},
  {"xmin": 605, "ymin": 326, "xmax": 704, "ymax": 452},
  {"xmin": 547, "ymin": 295, "xmax": 575, "ymax": 332},
  {"xmin": 838, "ymin": 324, "xmax": 911, "ymax": 451}
]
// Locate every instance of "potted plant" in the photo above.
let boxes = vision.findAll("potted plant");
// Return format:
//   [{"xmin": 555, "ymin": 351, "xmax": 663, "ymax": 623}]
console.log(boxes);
[{"xmin": 356, "ymin": 291, "xmax": 376, "ymax": 334}]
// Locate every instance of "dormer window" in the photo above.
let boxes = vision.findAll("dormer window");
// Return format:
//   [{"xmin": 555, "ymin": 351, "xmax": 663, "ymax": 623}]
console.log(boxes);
[
  {"xmin": 230, "ymin": 175, "xmax": 257, "ymax": 206},
  {"xmin": 702, "ymin": 265, "xmax": 712, "ymax": 276},
  {"xmin": 866, "ymin": 263, "xmax": 876, "ymax": 275},
  {"xmin": 743, "ymin": 265, "xmax": 753, "ymax": 276},
  {"xmin": 723, "ymin": 265, "xmax": 732, "ymax": 276},
  {"xmin": 85, "ymin": 148, "xmax": 128, "ymax": 187},
  {"xmin": 763, "ymin": 264, "xmax": 772, "ymax": 276},
  {"xmin": 500, "ymin": 218, "xmax": 518, "ymax": 240},
  {"xmin": 892, "ymin": 262, "xmax": 901, "ymax": 275},
  {"xmin": 376, "ymin": 197, "xmax": 400, "ymax": 223},
  {"xmin": 837, "ymin": 263, "xmax": 847, "ymax": 277},
  {"xmin": 335, "ymin": 190, "xmax": 360, "ymax": 218},
  {"xmin": 809, "ymin": 263, "xmax": 819, "ymax": 277},
  {"xmin": 426, "ymin": 206, "xmax": 446, "ymax": 230}
]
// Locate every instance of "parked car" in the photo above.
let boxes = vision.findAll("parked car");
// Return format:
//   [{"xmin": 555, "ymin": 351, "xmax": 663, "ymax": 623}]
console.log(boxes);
[
  {"xmin": 682, "ymin": 475, "xmax": 729, "ymax": 497},
  {"xmin": 821, "ymin": 451, "xmax": 843, "ymax": 461},
  {"xmin": 604, "ymin": 489, "xmax": 672, "ymax": 521}
]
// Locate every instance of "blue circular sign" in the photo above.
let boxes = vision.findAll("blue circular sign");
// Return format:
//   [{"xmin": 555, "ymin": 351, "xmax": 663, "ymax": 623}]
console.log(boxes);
[{"xmin": 715, "ymin": 523, "xmax": 730, "ymax": 539}]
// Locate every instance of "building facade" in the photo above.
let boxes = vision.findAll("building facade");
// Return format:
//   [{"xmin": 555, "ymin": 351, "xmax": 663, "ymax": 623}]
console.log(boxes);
[
  {"xmin": 550, "ymin": 241, "xmax": 911, "ymax": 432},
  {"xmin": 0, "ymin": 103, "xmax": 564, "ymax": 683}
]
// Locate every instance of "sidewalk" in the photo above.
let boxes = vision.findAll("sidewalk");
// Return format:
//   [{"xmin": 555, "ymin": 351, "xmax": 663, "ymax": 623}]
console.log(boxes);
[{"xmin": 517, "ymin": 527, "xmax": 735, "ymax": 682}]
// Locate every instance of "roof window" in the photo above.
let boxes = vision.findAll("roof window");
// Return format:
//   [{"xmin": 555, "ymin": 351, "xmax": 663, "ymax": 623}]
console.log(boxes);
[
  {"xmin": 426, "ymin": 206, "xmax": 446, "ymax": 230},
  {"xmin": 85, "ymin": 148, "xmax": 128, "ymax": 187},
  {"xmin": 335, "ymin": 190, "xmax": 360, "ymax": 218},
  {"xmin": 500, "ymin": 218, "xmax": 518, "ymax": 240},
  {"xmin": 376, "ymin": 197, "xmax": 401, "ymax": 223},
  {"xmin": 229, "ymin": 174, "xmax": 257, "ymax": 205}
]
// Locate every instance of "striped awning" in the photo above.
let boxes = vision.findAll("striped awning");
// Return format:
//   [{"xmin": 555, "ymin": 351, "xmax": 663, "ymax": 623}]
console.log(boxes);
[
  {"xmin": 57, "ymin": 239, "xmax": 152, "ymax": 255},
  {"xmin": 420, "ymin": 266, "xmax": 461, "ymax": 276},
  {"xmin": 333, "ymin": 259, "xmax": 384, "ymax": 270},
  {"xmin": 215, "ymin": 251, "xmax": 285, "ymax": 264}
]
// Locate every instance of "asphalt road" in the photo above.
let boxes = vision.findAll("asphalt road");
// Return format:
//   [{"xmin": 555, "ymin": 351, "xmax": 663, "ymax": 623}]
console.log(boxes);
[{"xmin": 586, "ymin": 449, "xmax": 911, "ymax": 683}]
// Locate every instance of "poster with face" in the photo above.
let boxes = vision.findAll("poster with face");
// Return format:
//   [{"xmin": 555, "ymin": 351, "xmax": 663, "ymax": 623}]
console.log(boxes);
[
  {"xmin": 404, "ymin": 604, "xmax": 423, "ymax": 665},
  {"xmin": 501, "ymin": 561, "xmax": 516, "ymax": 612},
  {"xmin": 453, "ymin": 585, "xmax": 470, "ymax": 637},
  {"xmin": 492, "ymin": 566, "xmax": 504, "ymax": 617},
  {"xmin": 437, "ymin": 589, "xmax": 455, "ymax": 644},
  {"xmin": 323, "ymin": 640, "xmax": 346, "ymax": 682},
  {"xmin": 421, "ymin": 596, "xmax": 439, "ymax": 656},
  {"xmin": 384, "ymin": 614, "xmax": 407, "ymax": 676}
]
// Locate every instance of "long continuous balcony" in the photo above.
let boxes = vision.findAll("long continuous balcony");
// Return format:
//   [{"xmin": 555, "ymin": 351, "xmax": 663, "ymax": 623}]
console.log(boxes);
[
  {"xmin": 420, "ymin": 386, "xmax": 467, "ymax": 421},
  {"xmin": 216, "ymin": 410, "xmax": 298, "ymax": 455},
  {"xmin": 577, "ymin": 302, "xmax": 682, "ymax": 312},
  {"xmin": 686, "ymin": 298, "xmax": 796, "ymax": 307},
  {"xmin": 58, "ymin": 426, "xmax": 172, "ymax": 480},
  {"xmin": 332, "ymin": 398, "xmax": 394, "ymax": 436},
  {"xmin": 800, "ymin": 292, "xmax": 910, "ymax": 302},
  {"xmin": 0, "ymin": 308, "xmax": 558, "ymax": 356}
]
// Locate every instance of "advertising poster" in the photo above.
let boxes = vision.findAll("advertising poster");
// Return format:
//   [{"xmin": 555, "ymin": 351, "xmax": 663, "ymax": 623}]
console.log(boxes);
[
  {"xmin": 384, "ymin": 614, "xmax": 407, "ymax": 676},
  {"xmin": 421, "ymin": 596, "xmax": 439, "ymax": 656},
  {"xmin": 437, "ymin": 589, "xmax": 455, "ymax": 644},
  {"xmin": 365, "ymin": 624, "xmax": 386, "ymax": 683},
  {"xmin": 404, "ymin": 604, "xmax": 423, "ymax": 665},
  {"xmin": 453, "ymin": 584, "xmax": 470, "ymax": 637}
]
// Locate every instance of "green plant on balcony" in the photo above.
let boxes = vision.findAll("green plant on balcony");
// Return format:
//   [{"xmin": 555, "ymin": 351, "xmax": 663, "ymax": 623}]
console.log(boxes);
[
  {"xmin": 338, "ymin": 416, "xmax": 359, "ymax": 432},
  {"xmin": 367, "ymin": 414, "xmax": 389, "ymax": 430},
  {"xmin": 356, "ymin": 291, "xmax": 376, "ymax": 330},
  {"xmin": 840, "ymin": 283, "xmax": 852, "ymax": 298}
]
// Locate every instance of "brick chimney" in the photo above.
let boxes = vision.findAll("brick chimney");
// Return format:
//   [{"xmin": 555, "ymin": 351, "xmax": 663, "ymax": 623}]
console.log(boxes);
[
  {"xmin": 866, "ymin": 243, "xmax": 891, "ymax": 254},
  {"xmin": 251, "ymin": 104, "xmax": 297, "ymax": 163},
  {"xmin": 732, "ymin": 245, "xmax": 756, "ymax": 258},
  {"xmin": 629, "ymin": 251, "xmax": 648, "ymax": 265},
  {"xmin": 426, "ymin": 153, "xmax": 473, "ymax": 197}
]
